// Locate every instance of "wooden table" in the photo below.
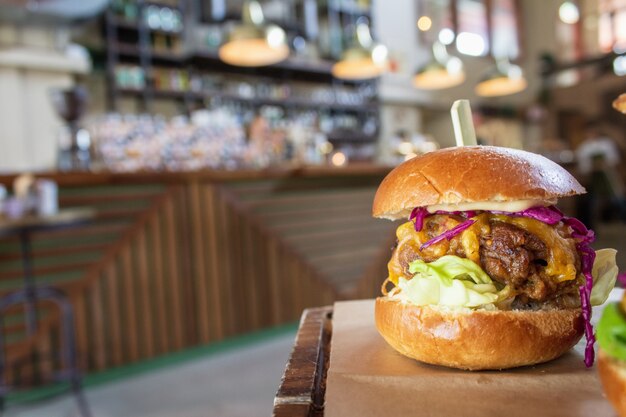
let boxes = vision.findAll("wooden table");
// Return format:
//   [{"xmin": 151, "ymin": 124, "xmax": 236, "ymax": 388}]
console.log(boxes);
[
  {"xmin": 273, "ymin": 306, "xmax": 332, "ymax": 417},
  {"xmin": 0, "ymin": 209, "xmax": 95, "ymax": 237}
]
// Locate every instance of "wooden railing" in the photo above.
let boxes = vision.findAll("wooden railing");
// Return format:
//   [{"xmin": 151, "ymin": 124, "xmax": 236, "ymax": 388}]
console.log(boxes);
[
  {"xmin": 0, "ymin": 183, "xmax": 168, "ymax": 385},
  {"xmin": 0, "ymin": 168, "xmax": 395, "ymax": 384}
]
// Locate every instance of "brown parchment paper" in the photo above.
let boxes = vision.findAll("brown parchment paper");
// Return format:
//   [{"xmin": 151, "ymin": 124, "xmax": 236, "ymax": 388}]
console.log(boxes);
[{"xmin": 325, "ymin": 299, "xmax": 616, "ymax": 417}]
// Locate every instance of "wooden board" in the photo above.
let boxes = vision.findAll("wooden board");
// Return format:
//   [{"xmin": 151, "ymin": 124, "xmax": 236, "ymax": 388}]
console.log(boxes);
[
  {"xmin": 273, "ymin": 306, "xmax": 332, "ymax": 417},
  {"xmin": 325, "ymin": 300, "xmax": 616, "ymax": 417}
]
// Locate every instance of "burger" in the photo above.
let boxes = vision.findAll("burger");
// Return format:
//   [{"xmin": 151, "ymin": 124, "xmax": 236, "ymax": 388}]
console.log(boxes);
[
  {"xmin": 373, "ymin": 146, "xmax": 618, "ymax": 370},
  {"xmin": 598, "ymin": 291, "xmax": 626, "ymax": 417},
  {"xmin": 597, "ymin": 93, "xmax": 626, "ymax": 416}
]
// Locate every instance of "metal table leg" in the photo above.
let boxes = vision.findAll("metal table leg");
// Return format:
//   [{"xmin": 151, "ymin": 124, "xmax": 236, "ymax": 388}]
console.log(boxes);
[{"xmin": 19, "ymin": 230, "xmax": 38, "ymax": 335}]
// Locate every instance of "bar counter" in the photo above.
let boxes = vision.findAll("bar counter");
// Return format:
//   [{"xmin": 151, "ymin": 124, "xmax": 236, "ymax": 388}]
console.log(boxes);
[
  {"xmin": 0, "ymin": 164, "xmax": 396, "ymax": 383},
  {"xmin": 0, "ymin": 163, "xmax": 392, "ymax": 186}
]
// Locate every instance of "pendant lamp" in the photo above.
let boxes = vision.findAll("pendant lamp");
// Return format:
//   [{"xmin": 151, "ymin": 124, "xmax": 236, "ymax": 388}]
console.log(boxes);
[
  {"xmin": 413, "ymin": 41, "xmax": 465, "ymax": 90},
  {"xmin": 332, "ymin": 20, "xmax": 388, "ymax": 80},
  {"xmin": 218, "ymin": 0, "xmax": 289, "ymax": 67},
  {"xmin": 475, "ymin": 57, "xmax": 527, "ymax": 97}
]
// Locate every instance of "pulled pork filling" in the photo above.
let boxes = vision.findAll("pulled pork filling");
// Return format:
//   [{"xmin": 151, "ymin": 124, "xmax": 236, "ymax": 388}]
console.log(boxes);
[{"xmin": 388, "ymin": 212, "xmax": 584, "ymax": 310}]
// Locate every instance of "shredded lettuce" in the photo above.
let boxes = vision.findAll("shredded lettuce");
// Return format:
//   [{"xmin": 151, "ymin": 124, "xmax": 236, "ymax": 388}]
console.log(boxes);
[
  {"xmin": 408, "ymin": 255, "xmax": 492, "ymax": 284},
  {"xmin": 396, "ymin": 256, "xmax": 507, "ymax": 308},
  {"xmin": 597, "ymin": 302, "xmax": 626, "ymax": 361},
  {"xmin": 591, "ymin": 249, "xmax": 619, "ymax": 306}
]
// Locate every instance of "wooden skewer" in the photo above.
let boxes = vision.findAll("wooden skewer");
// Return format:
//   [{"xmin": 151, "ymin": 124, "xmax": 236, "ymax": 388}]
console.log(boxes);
[{"xmin": 451, "ymin": 99, "xmax": 477, "ymax": 147}]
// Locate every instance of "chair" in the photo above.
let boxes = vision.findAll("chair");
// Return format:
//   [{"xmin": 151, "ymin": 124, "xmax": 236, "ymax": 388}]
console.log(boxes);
[{"xmin": 0, "ymin": 287, "xmax": 91, "ymax": 416}]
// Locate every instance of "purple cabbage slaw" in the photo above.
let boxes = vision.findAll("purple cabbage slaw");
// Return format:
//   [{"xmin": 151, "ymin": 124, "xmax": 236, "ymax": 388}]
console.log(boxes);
[
  {"xmin": 420, "ymin": 219, "xmax": 475, "ymax": 250},
  {"xmin": 410, "ymin": 205, "xmax": 597, "ymax": 367},
  {"xmin": 411, "ymin": 207, "xmax": 477, "ymax": 250}
]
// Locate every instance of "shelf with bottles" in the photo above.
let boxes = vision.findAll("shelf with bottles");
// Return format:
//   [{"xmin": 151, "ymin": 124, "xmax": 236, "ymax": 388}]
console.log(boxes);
[
  {"xmin": 111, "ymin": 42, "xmax": 142, "ymax": 58},
  {"xmin": 113, "ymin": 65, "xmax": 378, "ymax": 112},
  {"xmin": 106, "ymin": 0, "xmax": 184, "ymax": 45},
  {"xmin": 113, "ymin": 65, "xmax": 148, "ymax": 90},
  {"xmin": 108, "ymin": 0, "xmax": 184, "ymax": 34},
  {"xmin": 327, "ymin": 0, "xmax": 372, "ymax": 17},
  {"xmin": 106, "ymin": 0, "xmax": 187, "ymax": 79},
  {"xmin": 108, "ymin": 43, "xmax": 364, "ymax": 85},
  {"xmin": 149, "ymin": 31, "xmax": 185, "ymax": 55},
  {"xmin": 108, "ymin": 0, "xmax": 139, "ymax": 24},
  {"xmin": 104, "ymin": 2, "xmax": 382, "ymax": 109},
  {"xmin": 143, "ymin": 0, "xmax": 183, "ymax": 10},
  {"xmin": 108, "ymin": 16, "xmax": 141, "ymax": 31},
  {"xmin": 104, "ymin": 0, "xmax": 381, "ymax": 120},
  {"xmin": 89, "ymin": 106, "xmax": 378, "ymax": 172},
  {"xmin": 189, "ymin": 50, "xmax": 346, "ymax": 84},
  {"xmin": 197, "ymin": 0, "xmax": 375, "ymax": 62},
  {"xmin": 108, "ymin": 17, "xmax": 184, "ymax": 36},
  {"xmin": 327, "ymin": 130, "xmax": 378, "ymax": 143},
  {"xmin": 117, "ymin": 87, "xmax": 379, "ymax": 114},
  {"xmin": 187, "ymin": 74, "xmax": 378, "ymax": 112},
  {"xmin": 322, "ymin": 111, "xmax": 379, "ymax": 144},
  {"xmin": 109, "ymin": 41, "xmax": 342, "ymax": 79},
  {"xmin": 111, "ymin": 42, "xmax": 187, "ymax": 64}
]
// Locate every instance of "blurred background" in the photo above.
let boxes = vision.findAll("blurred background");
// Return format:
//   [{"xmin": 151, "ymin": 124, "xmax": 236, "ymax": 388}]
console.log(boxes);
[{"xmin": 0, "ymin": 0, "xmax": 624, "ymax": 415}]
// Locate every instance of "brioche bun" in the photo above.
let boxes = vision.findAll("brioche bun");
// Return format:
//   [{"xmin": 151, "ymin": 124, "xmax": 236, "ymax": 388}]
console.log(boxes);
[
  {"xmin": 614, "ymin": 93, "xmax": 626, "ymax": 114},
  {"xmin": 598, "ymin": 350, "xmax": 626, "ymax": 417},
  {"xmin": 372, "ymin": 146, "xmax": 585, "ymax": 220},
  {"xmin": 375, "ymin": 297, "xmax": 584, "ymax": 370}
]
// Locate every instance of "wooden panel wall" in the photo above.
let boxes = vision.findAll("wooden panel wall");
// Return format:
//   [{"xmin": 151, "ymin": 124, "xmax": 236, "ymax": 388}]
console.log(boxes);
[{"xmin": 0, "ymin": 174, "xmax": 394, "ymax": 385}]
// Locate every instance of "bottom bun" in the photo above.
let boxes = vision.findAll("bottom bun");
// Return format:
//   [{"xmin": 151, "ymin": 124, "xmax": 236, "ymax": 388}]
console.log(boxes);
[
  {"xmin": 375, "ymin": 297, "xmax": 584, "ymax": 370},
  {"xmin": 598, "ymin": 350, "xmax": 626, "ymax": 417}
]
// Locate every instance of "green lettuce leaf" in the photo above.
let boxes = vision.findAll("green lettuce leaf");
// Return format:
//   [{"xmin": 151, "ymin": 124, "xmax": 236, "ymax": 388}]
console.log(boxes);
[
  {"xmin": 591, "ymin": 249, "xmax": 619, "ymax": 306},
  {"xmin": 597, "ymin": 302, "xmax": 626, "ymax": 361},
  {"xmin": 398, "ymin": 256, "xmax": 506, "ymax": 308},
  {"xmin": 408, "ymin": 255, "xmax": 493, "ymax": 285}
]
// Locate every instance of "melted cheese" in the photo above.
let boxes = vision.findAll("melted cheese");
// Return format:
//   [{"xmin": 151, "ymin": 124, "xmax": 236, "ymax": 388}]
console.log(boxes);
[
  {"xmin": 426, "ymin": 199, "xmax": 556, "ymax": 213},
  {"xmin": 388, "ymin": 222, "xmax": 428, "ymax": 284},
  {"xmin": 459, "ymin": 213, "xmax": 491, "ymax": 265}
]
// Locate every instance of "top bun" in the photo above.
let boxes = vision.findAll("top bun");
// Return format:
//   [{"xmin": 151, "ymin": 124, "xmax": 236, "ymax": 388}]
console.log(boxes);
[{"xmin": 373, "ymin": 146, "xmax": 585, "ymax": 220}]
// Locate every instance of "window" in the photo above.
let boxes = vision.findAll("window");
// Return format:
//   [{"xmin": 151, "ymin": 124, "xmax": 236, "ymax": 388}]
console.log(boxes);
[
  {"xmin": 416, "ymin": 0, "xmax": 453, "ymax": 45},
  {"xmin": 415, "ymin": 0, "xmax": 522, "ymax": 58},
  {"xmin": 456, "ymin": 0, "xmax": 489, "ymax": 56},
  {"xmin": 599, "ymin": 0, "xmax": 626, "ymax": 52},
  {"xmin": 491, "ymin": 0, "xmax": 520, "ymax": 59}
]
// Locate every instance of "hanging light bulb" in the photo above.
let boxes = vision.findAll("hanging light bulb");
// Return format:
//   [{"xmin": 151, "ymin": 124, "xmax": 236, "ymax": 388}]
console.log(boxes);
[
  {"xmin": 613, "ymin": 55, "xmax": 626, "ymax": 76},
  {"xmin": 559, "ymin": 1, "xmax": 580, "ymax": 25},
  {"xmin": 332, "ymin": 19, "xmax": 389, "ymax": 80},
  {"xmin": 218, "ymin": 0, "xmax": 289, "ymax": 67},
  {"xmin": 475, "ymin": 57, "xmax": 527, "ymax": 97},
  {"xmin": 413, "ymin": 41, "xmax": 465, "ymax": 90}
]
